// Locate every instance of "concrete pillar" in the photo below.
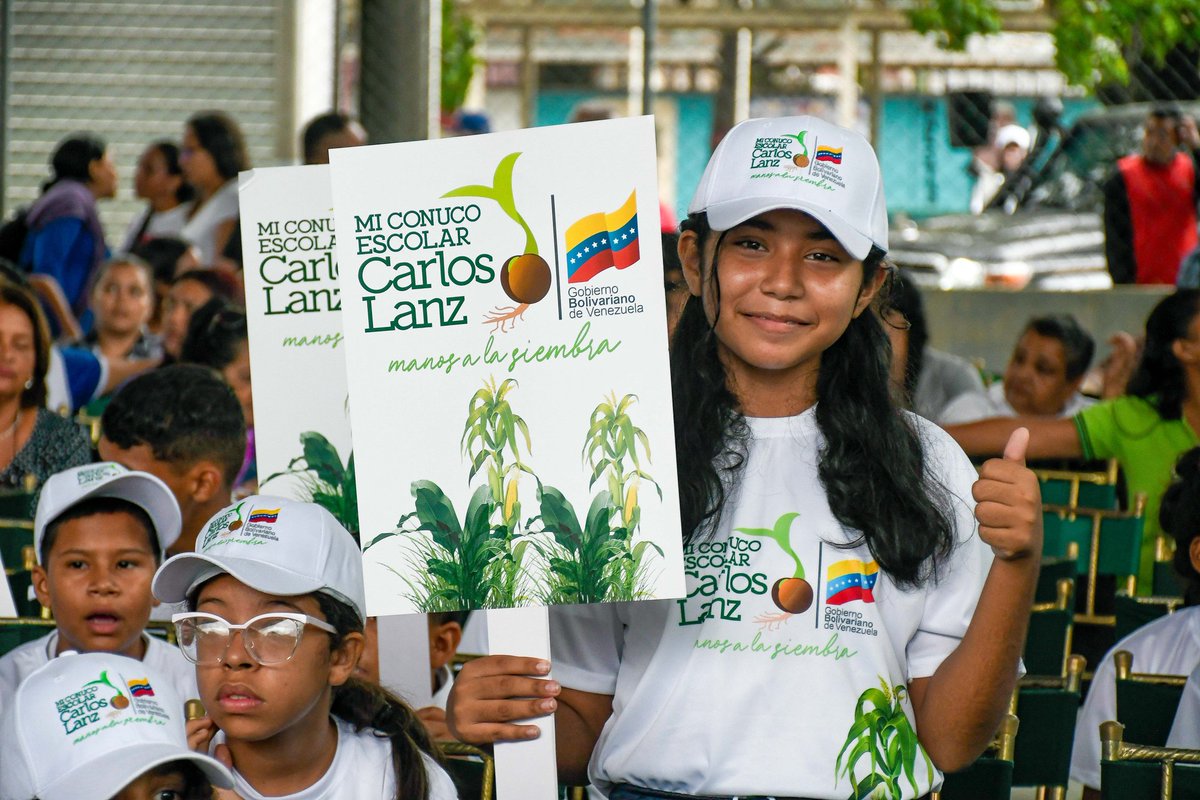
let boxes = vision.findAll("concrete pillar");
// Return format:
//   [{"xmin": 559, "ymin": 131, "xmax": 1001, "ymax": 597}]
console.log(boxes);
[{"xmin": 360, "ymin": 0, "xmax": 442, "ymax": 144}]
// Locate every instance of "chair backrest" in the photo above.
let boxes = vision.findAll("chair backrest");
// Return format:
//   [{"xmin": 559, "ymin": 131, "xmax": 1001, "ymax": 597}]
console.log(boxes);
[
  {"xmin": 1100, "ymin": 720, "xmax": 1200, "ymax": 800},
  {"xmin": 1114, "ymin": 593, "xmax": 1183, "ymax": 642},
  {"xmin": 439, "ymin": 741, "xmax": 494, "ymax": 800},
  {"xmin": 1036, "ymin": 556, "xmax": 1077, "ymax": 604},
  {"xmin": 1060, "ymin": 494, "xmax": 1148, "ymax": 621},
  {"xmin": 1024, "ymin": 578, "xmax": 1074, "ymax": 677},
  {"xmin": 1114, "ymin": 650, "xmax": 1188, "ymax": 748},
  {"xmin": 0, "ymin": 617, "xmax": 56, "ymax": 658},
  {"xmin": 1034, "ymin": 461, "xmax": 1120, "ymax": 511},
  {"xmin": 1012, "ymin": 655, "xmax": 1085, "ymax": 791},
  {"xmin": 931, "ymin": 714, "xmax": 1018, "ymax": 800},
  {"xmin": 1153, "ymin": 536, "xmax": 1185, "ymax": 597}
]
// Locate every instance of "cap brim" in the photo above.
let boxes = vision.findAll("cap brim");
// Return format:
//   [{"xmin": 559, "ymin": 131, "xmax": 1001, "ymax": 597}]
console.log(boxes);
[
  {"xmin": 704, "ymin": 196, "xmax": 876, "ymax": 260},
  {"xmin": 36, "ymin": 472, "xmax": 183, "ymax": 562},
  {"xmin": 38, "ymin": 742, "xmax": 234, "ymax": 800},
  {"xmin": 153, "ymin": 552, "xmax": 327, "ymax": 605}
]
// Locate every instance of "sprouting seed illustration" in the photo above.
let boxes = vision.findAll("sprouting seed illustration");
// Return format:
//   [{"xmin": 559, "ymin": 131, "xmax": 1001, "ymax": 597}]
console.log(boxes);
[
  {"xmin": 86, "ymin": 671, "xmax": 128, "ymax": 710},
  {"xmin": 443, "ymin": 152, "xmax": 551, "ymax": 331},
  {"xmin": 736, "ymin": 512, "xmax": 812, "ymax": 613},
  {"xmin": 225, "ymin": 502, "xmax": 246, "ymax": 533},
  {"xmin": 783, "ymin": 130, "xmax": 810, "ymax": 167},
  {"xmin": 836, "ymin": 678, "xmax": 933, "ymax": 800}
]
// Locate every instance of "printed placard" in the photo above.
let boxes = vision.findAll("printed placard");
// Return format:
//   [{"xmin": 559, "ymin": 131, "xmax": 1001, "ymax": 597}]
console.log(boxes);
[
  {"xmin": 330, "ymin": 116, "xmax": 685, "ymax": 615},
  {"xmin": 239, "ymin": 166, "xmax": 356, "ymax": 540}
]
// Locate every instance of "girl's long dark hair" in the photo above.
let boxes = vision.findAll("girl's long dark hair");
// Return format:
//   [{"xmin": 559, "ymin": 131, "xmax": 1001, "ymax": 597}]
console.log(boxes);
[
  {"xmin": 1127, "ymin": 289, "xmax": 1200, "ymax": 420},
  {"xmin": 672, "ymin": 213, "xmax": 955, "ymax": 587},
  {"xmin": 1162, "ymin": 446, "xmax": 1200, "ymax": 607},
  {"xmin": 316, "ymin": 593, "xmax": 442, "ymax": 800}
]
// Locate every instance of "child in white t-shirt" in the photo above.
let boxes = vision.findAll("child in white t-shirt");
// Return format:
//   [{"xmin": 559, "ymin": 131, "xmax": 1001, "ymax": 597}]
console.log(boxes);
[
  {"xmin": 0, "ymin": 651, "xmax": 232, "ymax": 800},
  {"xmin": 0, "ymin": 463, "xmax": 194, "ymax": 713},
  {"xmin": 445, "ymin": 116, "xmax": 1043, "ymax": 799},
  {"xmin": 154, "ymin": 496, "xmax": 457, "ymax": 800}
]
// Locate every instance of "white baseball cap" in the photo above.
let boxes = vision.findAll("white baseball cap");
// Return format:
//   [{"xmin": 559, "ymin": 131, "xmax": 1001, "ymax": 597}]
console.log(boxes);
[
  {"xmin": 152, "ymin": 496, "xmax": 366, "ymax": 622},
  {"xmin": 34, "ymin": 462, "xmax": 182, "ymax": 564},
  {"xmin": 0, "ymin": 651, "xmax": 233, "ymax": 800},
  {"xmin": 687, "ymin": 115, "xmax": 888, "ymax": 259},
  {"xmin": 995, "ymin": 123, "xmax": 1031, "ymax": 151}
]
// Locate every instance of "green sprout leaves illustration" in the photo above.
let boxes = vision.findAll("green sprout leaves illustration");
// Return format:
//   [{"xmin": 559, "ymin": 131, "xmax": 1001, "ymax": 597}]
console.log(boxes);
[
  {"xmin": 444, "ymin": 152, "xmax": 548, "ymax": 331},
  {"xmin": 86, "ymin": 670, "xmax": 129, "ymax": 710},
  {"xmin": 835, "ymin": 678, "xmax": 933, "ymax": 800},
  {"xmin": 737, "ymin": 512, "xmax": 813, "ymax": 614}
]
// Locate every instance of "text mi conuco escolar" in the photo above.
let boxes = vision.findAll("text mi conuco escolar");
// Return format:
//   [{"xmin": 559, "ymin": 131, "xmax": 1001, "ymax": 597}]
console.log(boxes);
[{"xmin": 353, "ymin": 203, "xmax": 499, "ymax": 333}]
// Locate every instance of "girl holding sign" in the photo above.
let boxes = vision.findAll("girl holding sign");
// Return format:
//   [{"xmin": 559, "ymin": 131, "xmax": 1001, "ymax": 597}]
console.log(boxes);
[{"xmin": 446, "ymin": 116, "xmax": 1041, "ymax": 799}]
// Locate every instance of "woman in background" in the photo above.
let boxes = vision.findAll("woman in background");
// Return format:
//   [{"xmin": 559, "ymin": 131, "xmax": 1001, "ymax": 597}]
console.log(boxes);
[
  {"xmin": 121, "ymin": 140, "xmax": 194, "ymax": 251},
  {"xmin": 180, "ymin": 111, "xmax": 248, "ymax": 267}
]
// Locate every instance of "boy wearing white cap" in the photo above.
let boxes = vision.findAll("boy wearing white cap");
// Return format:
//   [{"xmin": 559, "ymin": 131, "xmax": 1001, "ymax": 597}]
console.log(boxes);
[
  {"xmin": 0, "ymin": 651, "xmax": 233, "ymax": 800},
  {"xmin": 0, "ymin": 463, "xmax": 196, "ymax": 711},
  {"xmin": 154, "ymin": 496, "xmax": 458, "ymax": 800}
]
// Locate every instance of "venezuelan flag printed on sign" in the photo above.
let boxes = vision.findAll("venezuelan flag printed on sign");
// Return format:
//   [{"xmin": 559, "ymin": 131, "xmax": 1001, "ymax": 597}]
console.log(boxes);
[
  {"xmin": 127, "ymin": 678, "xmax": 155, "ymax": 697},
  {"xmin": 815, "ymin": 146, "xmax": 843, "ymax": 164},
  {"xmin": 825, "ymin": 559, "xmax": 878, "ymax": 605},
  {"xmin": 564, "ymin": 190, "xmax": 640, "ymax": 283}
]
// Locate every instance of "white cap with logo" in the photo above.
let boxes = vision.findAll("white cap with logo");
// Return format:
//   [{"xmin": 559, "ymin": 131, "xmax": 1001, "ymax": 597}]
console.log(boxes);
[
  {"xmin": 34, "ymin": 462, "xmax": 182, "ymax": 563},
  {"xmin": 0, "ymin": 651, "xmax": 233, "ymax": 800},
  {"xmin": 687, "ymin": 115, "xmax": 888, "ymax": 259},
  {"xmin": 152, "ymin": 496, "xmax": 366, "ymax": 622}
]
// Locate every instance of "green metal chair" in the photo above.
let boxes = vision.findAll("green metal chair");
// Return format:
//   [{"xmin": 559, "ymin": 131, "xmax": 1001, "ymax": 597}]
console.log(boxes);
[
  {"xmin": 1100, "ymin": 720, "xmax": 1200, "ymax": 800},
  {"xmin": 1114, "ymin": 650, "xmax": 1188, "ymax": 748},
  {"xmin": 0, "ymin": 617, "xmax": 56, "ymax": 657},
  {"xmin": 1024, "ymin": 578, "xmax": 1075, "ymax": 678},
  {"xmin": 1037, "ymin": 553, "xmax": 1078, "ymax": 605},
  {"xmin": 1153, "ymin": 536, "xmax": 1185, "ymax": 598},
  {"xmin": 1115, "ymin": 592, "xmax": 1183, "ymax": 642},
  {"xmin": 931, "ymin": 714, "xmax": 1018, "ymax": 800},
  {"xmin": 1034, "ymin": 461, "xmax": 1120, "ymax": 511},
  {"xmin": 2, "ymin": 540, "xmax": 40, "ymax": 618},
  {"xmin": 1012, "ymin": 654, "xmax": 1086, "ymax": 799},
  {"xmin": 440, "ymin": 741, "xmax": 494, "ymax": 800}
]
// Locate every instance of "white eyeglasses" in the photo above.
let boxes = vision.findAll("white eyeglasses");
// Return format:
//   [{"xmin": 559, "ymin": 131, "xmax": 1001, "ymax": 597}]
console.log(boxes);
[{"xmin": 172, "ymin": 612, "xmax": 337, "ymax": 665}]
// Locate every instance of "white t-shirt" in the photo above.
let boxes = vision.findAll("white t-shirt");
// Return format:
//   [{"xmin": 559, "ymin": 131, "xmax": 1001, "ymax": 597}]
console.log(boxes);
[
  {"xmin": 180, "ymin": 181, "xmax": 238, "ymax": 267},
  {"xmin": 1069, "ymin": 606, "xmax": 1200, "ymax": 788},
  {"xmin": 218, "ymin": 716, "xmax": 457, "ymax": 800},
  {"xmin": 1167, "ymin": 661, "xmax": 1200, "ymax": 748},
  {"xmin": 939, "ymin": 381, "xmax": 1094, "ymax": 425},
  {"xmin": 120, "ymin": 202, "xmax": 193, "ymax": 251},
  {"xmin": 550, "ymin": 410, "xmax": 993, "ymax": 798},
  {"xmin": 0, "ymin": 630, "xmax": 196, "ymax": 716}
]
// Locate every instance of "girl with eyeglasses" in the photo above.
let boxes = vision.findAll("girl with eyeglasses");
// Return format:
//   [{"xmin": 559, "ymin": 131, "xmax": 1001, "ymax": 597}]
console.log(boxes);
[{"xmin": 153, "ymin": 496, "xmax": 457, "ymax": 800}]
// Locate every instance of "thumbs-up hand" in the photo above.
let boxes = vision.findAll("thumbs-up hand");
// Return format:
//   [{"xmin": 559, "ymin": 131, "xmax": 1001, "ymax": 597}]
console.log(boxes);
[{"xmin": 972, "ymin": 427, "xmax": 1043, "ymax": 562}]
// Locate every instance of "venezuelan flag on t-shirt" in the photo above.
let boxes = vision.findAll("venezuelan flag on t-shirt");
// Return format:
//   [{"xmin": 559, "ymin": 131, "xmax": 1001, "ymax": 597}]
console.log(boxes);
[
  {"xmin": 564, "ymin": 190, "xmax": 640, "ymax": 283},
  {"xmin": 248, "ymin": 508, "xmax": 280, "ymax": 524},
  {"xmin": 825, "ymin": 559, "xmax": 878, "ymax": 605},
  {"xmin": 127, "ymin": 678, "xmax": 155, "ymax": 697}
]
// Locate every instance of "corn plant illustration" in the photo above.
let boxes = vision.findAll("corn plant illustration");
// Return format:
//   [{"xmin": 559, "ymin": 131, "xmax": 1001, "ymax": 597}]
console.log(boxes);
[
  {"xmin": 443, "ymin": 152, "xmax": 551, "ymax": 332},
  {"xmin": 835, "ymin": 678, "xmax": 933, "ymax": 800},
  {"xmin": 86, "ymin": 671, "xmax": 129, "ymax": 713},
  {"xmin": 261, "ymin": 431, "xmax": 358, "ymax": 544},
  {"xmin": 530, "ymin": 393, "xmax": 663, "ymax": 603},
  {"xmin": 365, "ymin": 377, "xmax": 537, "ymax": 610},
  {"xmin": 736, "ymin": 512, "xmax": 813, "ymax": 614},
  {"xmin": 784, "ymin": 130, "xmax": 810, "ymax": 167}
]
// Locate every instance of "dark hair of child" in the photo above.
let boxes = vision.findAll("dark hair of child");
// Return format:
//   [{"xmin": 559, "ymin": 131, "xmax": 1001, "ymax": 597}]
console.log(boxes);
[
  {"xmin": 40, "ymin": 496, "xmax": 159, "ymax": 565},
  {"xmin": 100, "ymin": 364, "xmax": 246, "ymax": 487},
  {"xmin": 1127, "ymin": 289, "xmax": 1200, "ymax": 420},
  {"xmin": 180, "ymin": 299, "xmax": 245, "ymax": 371},
  {"xmin": 671, "ymin": 213, "xmax": 956, "ymax": 587},
  {"xmin": 131, "ymin": 237, "xmax": 192, "ymax": 287},
  {"xmin": 1163, "ymin": 447, "xmax": 1200, "ymax": 606}
]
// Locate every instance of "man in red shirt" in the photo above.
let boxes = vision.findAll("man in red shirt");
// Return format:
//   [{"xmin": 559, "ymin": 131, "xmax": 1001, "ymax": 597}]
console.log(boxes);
[{"xmin": 1104, "ymin": 106, "xmax": 1200, "ymax": 284}]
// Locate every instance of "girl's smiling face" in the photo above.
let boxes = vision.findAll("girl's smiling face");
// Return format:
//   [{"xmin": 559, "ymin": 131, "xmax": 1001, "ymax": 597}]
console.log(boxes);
[
  {"xmin": 193, "ymin": 575, "xmax": 361, "ymax": 744},
  {"xmin": 681, "ymin": 209, "xmax": 883, "ymax": 411}
]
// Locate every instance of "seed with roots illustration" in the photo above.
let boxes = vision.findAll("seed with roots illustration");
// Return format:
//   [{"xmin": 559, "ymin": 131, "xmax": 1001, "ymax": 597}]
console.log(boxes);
[
  {"xmin": 771, "ymin": 577, "xmax": 813, "ymax": 613},
  {"xmin": 500, "ymin": 254, "xmax": 551, "ymax": 304},
  {"xmin": 110, "ymin": 695, "xmax": 130, "ymax": 709},
  {"xmin": 793, "ymin": 154, "xmax": 809, "ymax": 168},
  {"xmin": 229, "ymin": 520, "xmax": 243, "ymax": 531}
]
